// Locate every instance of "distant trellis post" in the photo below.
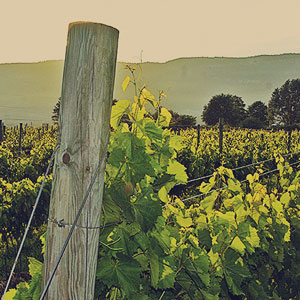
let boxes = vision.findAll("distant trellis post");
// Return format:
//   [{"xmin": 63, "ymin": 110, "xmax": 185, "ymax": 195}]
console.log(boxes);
[
  {"xmin": 219, "ymin": 118, "xmax": 224, "ymax": 155},
  {"xmin": 42, "ymin": 22, "xmax": 119, "ymax": 300},
  {"xmin": 19, "ymin": 123, "xmax": 23, "ymax": 154},
  {"xmin": 0, "ymin": 120, "xmax": 3, "ymax": 143},
  {"xmin": 288, "ymin": 129, "xmax": 292, "ymax": 152},
  {"xmin": 196, "ymin": 124, "xmax": 200, "ymax": 150}
]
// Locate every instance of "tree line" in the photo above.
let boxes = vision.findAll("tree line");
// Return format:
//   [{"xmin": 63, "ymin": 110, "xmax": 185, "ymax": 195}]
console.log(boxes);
[
  {"xmin": 52, "ymin": 78, "xmax": 300, "ymax": 129},
  {"xmin": 202, "ymin": 78, "xmax": 300, "ymax": 129}
]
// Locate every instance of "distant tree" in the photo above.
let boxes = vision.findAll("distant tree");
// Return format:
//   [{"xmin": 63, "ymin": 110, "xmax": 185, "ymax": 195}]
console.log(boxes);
[
  {"xmin": 241, "ymin": 101, "xmax": 268, "ymax": 129},
  {"xmin": 202, "ymin": 94, "xmax": 246, "ymax": 126},
  {"xmin": 240, "ymin": 116, "xmax": 266, "ymax": 129},
  {"xmin": 52, "ymin": 97, "xmax": 61, "ymax": 124},
  {"xmin": 169, "ymin": 110, "xmax": 196, "ymax": 127},
  {"xmin": 152, "ymin": 109, "xmax": 196, "ymax": 127},
  {"xmin": 268, "ymin": 79, "xmax": 300, "ymax": 127},
  {"xmin": 248, "ymin": 101, "xmax": 268, "ymax": 123}
]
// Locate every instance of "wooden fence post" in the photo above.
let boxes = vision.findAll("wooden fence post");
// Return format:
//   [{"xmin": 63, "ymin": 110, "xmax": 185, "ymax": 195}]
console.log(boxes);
[
  {"xmin": 42, "ymin": 22, "xmax": 119, "ymax": 300},
  {"xmin": 19, "ymin": 123, "xmax": 23, "ymax": 154},
  {"xmin": 196, "ymin": 124, "xmax": 200, "ymax": 150},
  {"xmin": 288, "ymin": 129, "xmax": 292, "ymax": 152},
  {"xmin": 0, "ymin": 120, "xmax": 2, "ymax": 143},
  {"xmin": 219, "ymin": 118, "xmax": 223, "ymax": 155}
]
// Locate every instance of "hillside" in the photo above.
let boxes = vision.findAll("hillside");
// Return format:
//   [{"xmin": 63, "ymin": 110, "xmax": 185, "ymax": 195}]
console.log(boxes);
[{"xmin": 1, "ymin": 54, "xmax": 300, "ymax": 125}]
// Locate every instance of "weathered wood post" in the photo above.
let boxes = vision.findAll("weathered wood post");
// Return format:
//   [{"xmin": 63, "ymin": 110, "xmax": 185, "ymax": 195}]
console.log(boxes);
[
  {"xmin": 288, "ymin": 129, "xmax": 292, "ymax": 152},
  {"xmin": 42, "ymin": 22, "xmax": 118, "ymax": 300},
  {"xmin": 196, "ymin": 124, "xmax": 200, "ymax": 150},
  {"xmin": 219, "ymin": 118, "xmax": 223, "ymax": 155},
  {"xmin": 0, "ymin": 120, "xmax": 2, "ymax": 143},
  {"xmin": 19, "ymin": 123, "xmax": 23, "ymax": 154}
]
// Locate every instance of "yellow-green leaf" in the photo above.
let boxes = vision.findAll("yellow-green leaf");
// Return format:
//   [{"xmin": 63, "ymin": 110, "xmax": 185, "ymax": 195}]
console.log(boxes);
[
  {"xmin": 230, "ymin": 236, "xmax": 246, "ymax": 255},
  {"xmin": 246, "ymin": 226, "xmax": 260, "ymax": 249},
  {"xmin": 166, "ymin": 160, "xmax": 187, "ymax": 183},
  {"xmin": 176, "ymin": 215, "xmax": 193, "ymax": 227},
  {"xmin": 169, "ymin": 135, "xmax": 184, "ymax": 151},
  {"xmin": 280, "ymin": 192, "xmax": 290, "ymax": 208},
  {"xmin": 158, "ymin": 107, "xmax": 172, "ymax": 127},
  {"xmin": 110, "ymin": 100, "xmax": 131, "ymax": 130},
  {"xmin": 28, "ymin": 257, "xmax": 43, "ymax": 277},
  {"xmin": 158, "ymin": 186, "xmax": 169, "ymax": 203},
  {"xmin": 122, "ymin": 76, "xmax": 130, "ymax": 92},
  {"xmin": 272, "ymin": 200, "xmax": 283, "ymax": 214},
  {"xmin": 140, "ymin": 88, "xmax": 155, "ymax": 106},
  {"xmin": 3, "ymin": 289, "xmax": 16, "ymax": 300}
]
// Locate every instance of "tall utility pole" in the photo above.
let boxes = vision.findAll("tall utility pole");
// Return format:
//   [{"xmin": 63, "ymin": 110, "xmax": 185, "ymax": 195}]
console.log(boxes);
[{"xmin": 42, "ymin": 22, "xmax": 119, "ymax": 300}]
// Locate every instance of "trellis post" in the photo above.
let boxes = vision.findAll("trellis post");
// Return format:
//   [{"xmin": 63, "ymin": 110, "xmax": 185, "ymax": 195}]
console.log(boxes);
[
  {"xmin": 196, "ymin": 124, "xmax": 200, "ymax": 150},
  {"xmin": 19, "ymin": 123, "xmax": 23, "ymax": 154},
  {"xmin": 219, "ymin": 118, "xmax": 223, "ymax": 155},
  {"xmin": 0, "ymin": 120, "xmax": 2, "ymax": 143},
  {"xmin": 42, "ymin": 22, "xmax": 119, "ymax": 300}
]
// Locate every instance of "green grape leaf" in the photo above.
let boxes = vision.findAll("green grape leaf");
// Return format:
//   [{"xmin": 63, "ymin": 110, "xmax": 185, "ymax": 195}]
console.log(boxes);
[
  {"xmin": 28, "ymin": 257, "xmax": 43, "ymax": 277},
  {"xmin": 144, "ymin": 121, "xmax": 163, "ymax": 141},
  {"xmin": 223, "ymin": 249, "xmax": 250, "ymax": 295},
  {"xmin": 40, "ymin": 232, "xmax": 46, "ymax": 255},
  {"xmin": 141, "ymin": 88, "xmax": 155, "ymax": 106},
  {"xmin": 201, "ymin": 191, "xmax": 219, "ymax": 213},
  {"xmin": 131, "ymin": 192, "xmax": 162, "ymax": 231},
  {"xmin": 96, "ymin": 253, "xmax": 142, "ymax": 295},
  {"xmin": 201, "ymin": 289, "xmax": 219, "ymax": 300},
  {"xmin": 110, "ymin": 100, "xmax": 130, "ymax": 130},
  {"xmin": 2, "ymin": 289, "xmax": 17, "ymax": 300},
  {"xmin": 158, "ymin": 256, "xmax": 176, "ymax": 289},
  {"xmin": 166, "ymin": 160, "xmax": 187, "ymax": 183},
  {"xmin": 230, "ymin": 236, "xmax": 246, "ymax": 255},
  {"xmin": 148, "ymin": 247, "xmax": 160, "ymax": 288},
  {"xmin": 158, "ymin": 107, "xmax": 172, "ymax": 126},
  {"xmin": 176, "ymin": 215, "xmax": 193, "ymax": 227}
]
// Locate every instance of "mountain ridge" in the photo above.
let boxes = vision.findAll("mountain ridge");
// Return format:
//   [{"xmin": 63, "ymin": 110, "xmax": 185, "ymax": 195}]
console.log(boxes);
[{"xmin": 1, "ymin": 53, "xmax": 300, "ymax": 125}]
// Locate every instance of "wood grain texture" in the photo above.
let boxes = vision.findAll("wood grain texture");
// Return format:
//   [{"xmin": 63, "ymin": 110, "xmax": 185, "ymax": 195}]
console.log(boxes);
[{"xmin": 42, "ymin": 22, "xmax": 118, "ymax": 300}]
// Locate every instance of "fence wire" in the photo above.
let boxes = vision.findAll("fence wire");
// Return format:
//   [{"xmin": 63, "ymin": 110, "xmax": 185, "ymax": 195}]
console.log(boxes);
[
  {"xmin": 175, "ymin": 148, "xmax": 300, "ymax": 188},
  {"xmin": 1, "ymin": 146, "xmax": 57, "ymax": 300},
  {"xmin": 165, "ymin": 160, "xmax": 300, "ymax": 208}
]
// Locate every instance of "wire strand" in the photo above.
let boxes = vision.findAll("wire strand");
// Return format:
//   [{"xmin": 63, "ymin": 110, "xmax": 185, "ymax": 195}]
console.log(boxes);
[
  {"xmin": 175, "ymin": 149, "xmax": 300, "ymax": 187},
  {"xmin": 1, "ymin": 146, "xmax": 58, "ymax": 300},
  {"xmin": 164, "ymin": 160, "xmax": 300, "ymax": 208}
]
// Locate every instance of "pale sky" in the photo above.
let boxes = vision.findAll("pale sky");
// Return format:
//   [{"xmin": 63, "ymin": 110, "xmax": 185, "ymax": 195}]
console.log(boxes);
[{"xmin": 1, "ymin": 0, "xmax": 300, "ymax": 63}]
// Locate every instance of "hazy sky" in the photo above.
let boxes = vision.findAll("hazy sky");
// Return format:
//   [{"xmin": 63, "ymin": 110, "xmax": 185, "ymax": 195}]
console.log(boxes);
[{"xmin": 1, "ymin": 0, "xmax": 300, "ymax": 63}]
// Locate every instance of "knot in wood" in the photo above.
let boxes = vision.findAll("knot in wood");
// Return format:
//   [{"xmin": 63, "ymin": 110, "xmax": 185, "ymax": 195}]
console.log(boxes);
[{"xmin": 62, "ymin": 152, "xmax": 70, "ymax": 164}]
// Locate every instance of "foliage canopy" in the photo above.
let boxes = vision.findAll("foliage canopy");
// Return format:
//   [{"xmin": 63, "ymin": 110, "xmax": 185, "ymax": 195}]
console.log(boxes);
[
  {"xmin": 202, "ymin": 94, "xmax": 246, "ymax": 126},
  {"xmin": 268, "ymin": 78, "xmax": 300, "ymax": 127}
]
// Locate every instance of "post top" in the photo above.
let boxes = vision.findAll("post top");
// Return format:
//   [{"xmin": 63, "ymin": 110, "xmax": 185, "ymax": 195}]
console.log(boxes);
[{"xmin": 68, "ymin": 21, "xmax": 119, "ymax": 33}]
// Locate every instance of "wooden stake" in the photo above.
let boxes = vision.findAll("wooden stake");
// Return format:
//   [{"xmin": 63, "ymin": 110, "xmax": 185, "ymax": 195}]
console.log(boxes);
[
  {"xmin": 0, "ymin": 120, "xmax": 2, "ymax": 143},
  {"xmin": 196, "ymin": 124, "xmax": 200, "ymax": 150},
  {"xmin": 219, "ymin": 118, "xmax": 223, "ymax": 155},
  {"xmin": 42, "ymin": 22, "xmax": 119, "ymax": 300},
  {"xmin": 19, "ymin": 123, "xmax": 23, "ymax": 154}
]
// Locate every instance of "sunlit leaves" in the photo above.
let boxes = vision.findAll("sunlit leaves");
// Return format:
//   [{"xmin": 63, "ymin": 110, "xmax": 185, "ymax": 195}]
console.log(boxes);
[
  {"xmin": 110, "ymin": 100, "xmax": 130, "ymax": 130},
  {"xmin": 122, "ymin": 76, "xmax": 130, "ymax": 92},
  {"xmin": 166, "ymin": 160, "xmax": 188, "ymax": 183},
  {"xmin": 158, "ymin": 107, "xmax": 172, "ymax": 127},
  {"xmin": 223, "ymin": 249, "xmax": 250, "ymax": 295},
  {"xmin": 97, "ymin": 253, "xmax": 142, "ymax": 295},
  {"xmin": 28, "ymin": 257, "xmax": 43, "ymax": 277}
]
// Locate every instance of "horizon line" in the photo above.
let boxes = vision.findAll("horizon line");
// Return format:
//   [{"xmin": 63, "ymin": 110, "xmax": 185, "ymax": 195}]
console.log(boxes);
[{"xmin": 1, "ymin": 52, "xmax": 300, "ymax": 66}]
